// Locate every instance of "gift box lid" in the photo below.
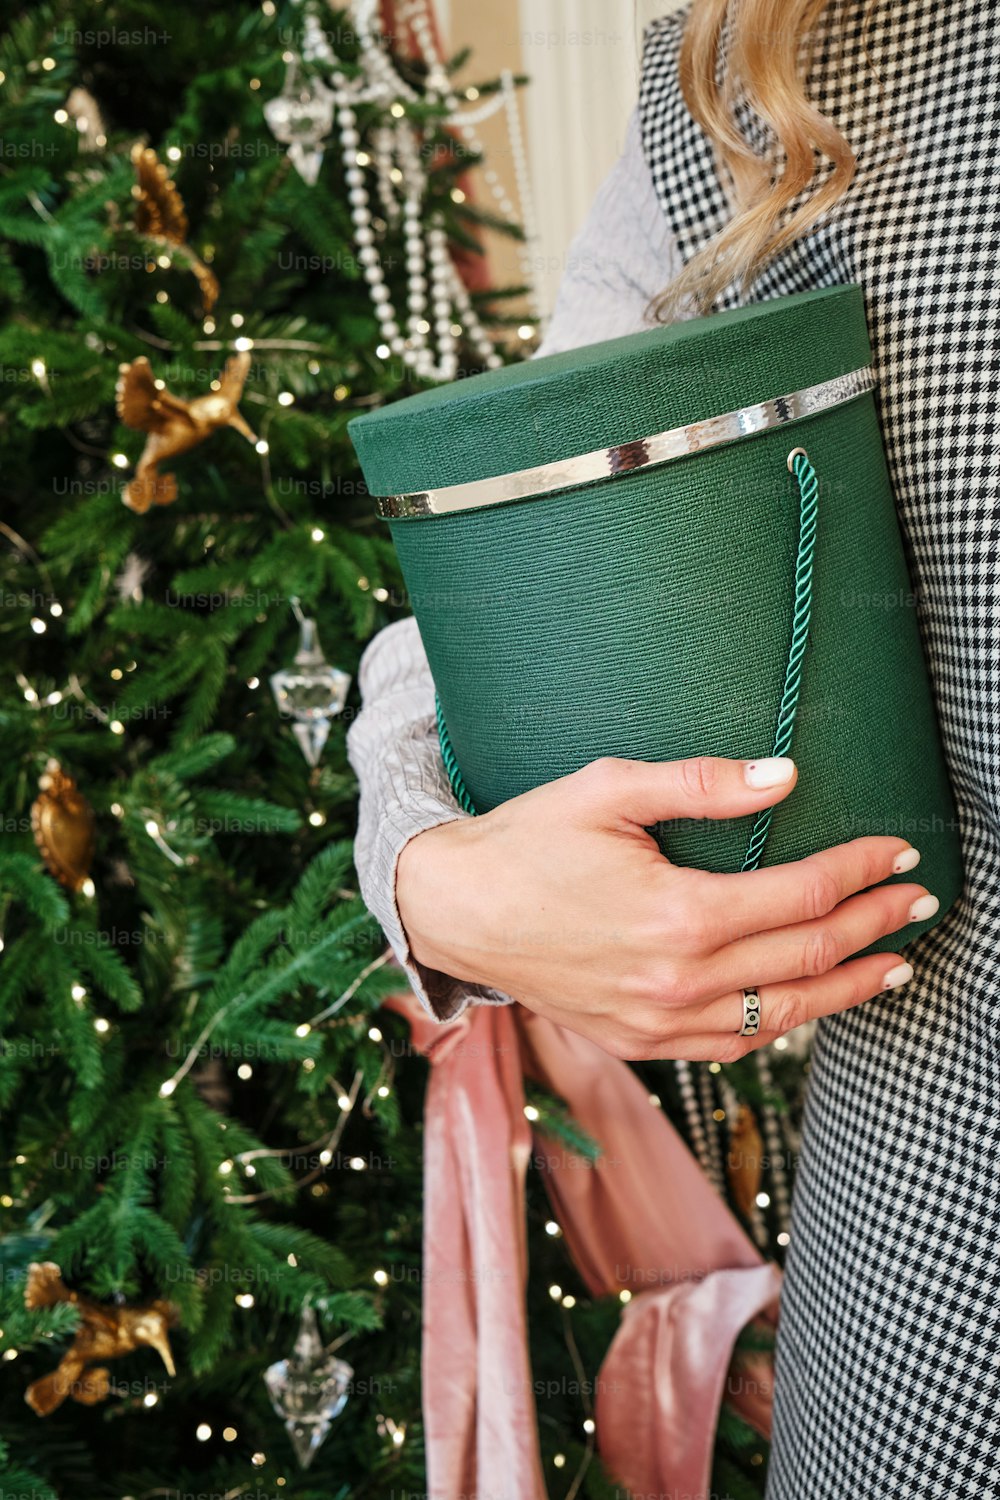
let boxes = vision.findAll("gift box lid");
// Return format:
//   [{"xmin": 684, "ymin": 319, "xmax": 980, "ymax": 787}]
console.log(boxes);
[{"xmin": 348, "ymin": 283, "xmax": 872, "ymax": 499}]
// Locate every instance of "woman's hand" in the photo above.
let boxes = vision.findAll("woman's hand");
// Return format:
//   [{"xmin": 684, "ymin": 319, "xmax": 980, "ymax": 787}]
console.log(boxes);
[{"xmin": 395, "ymin": 755, "xmax": 937, "ymax": 1061}]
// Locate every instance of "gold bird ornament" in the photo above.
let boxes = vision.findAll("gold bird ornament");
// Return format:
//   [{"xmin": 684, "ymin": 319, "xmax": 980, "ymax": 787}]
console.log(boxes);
[
  {"xmin": 131, "ymin": 142, "xmax": 219, "ymax": 313},
  {"xmin": 30, "ymin": 759, "xmax": 96, "ymax": 893},
  {"xmin": 23, "ymin": 1262, "xmax": 178, "ymax": 1416},
  {"xmin": 115, "ymin": 352, "xmax": 258, "ymax": 512}
]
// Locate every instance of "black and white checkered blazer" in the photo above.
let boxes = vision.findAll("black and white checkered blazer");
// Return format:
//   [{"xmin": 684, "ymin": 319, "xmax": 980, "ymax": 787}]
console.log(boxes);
[{"xmin": 638, "ymin": 3, "xmax": 1000, "ymax": 1495}]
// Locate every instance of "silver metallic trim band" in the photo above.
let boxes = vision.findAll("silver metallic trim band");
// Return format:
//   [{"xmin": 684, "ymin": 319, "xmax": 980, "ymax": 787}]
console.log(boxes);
[
  {"xmin": 374, "ymin": 364, "xmax": 875, "ymax": 518},
  {"xmin": 739, "ymin": 988, "xmax": 762, "ymax": 1038}
]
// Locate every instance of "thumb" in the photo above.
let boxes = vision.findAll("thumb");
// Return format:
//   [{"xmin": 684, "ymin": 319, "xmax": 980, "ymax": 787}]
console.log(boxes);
[{"xmin": 580, "ymin": 754, "xmax": 799, "ymax": 827}]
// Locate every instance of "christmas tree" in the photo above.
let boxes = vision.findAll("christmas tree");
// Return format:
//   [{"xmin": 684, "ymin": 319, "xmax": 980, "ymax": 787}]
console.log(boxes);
[{"xmin": 0, "ymin": 3, "xmax": 800, "ymax": 1496}]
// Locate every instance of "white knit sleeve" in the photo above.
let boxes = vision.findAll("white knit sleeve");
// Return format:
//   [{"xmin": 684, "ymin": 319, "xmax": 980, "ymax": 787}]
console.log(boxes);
[
  {"xmin": 347, "ymin": 615, "xmax": 513, "ymax": 1021},
  {"xmin": 347, "ymin": 105, "xmax": 679, "ymax": 1022}
]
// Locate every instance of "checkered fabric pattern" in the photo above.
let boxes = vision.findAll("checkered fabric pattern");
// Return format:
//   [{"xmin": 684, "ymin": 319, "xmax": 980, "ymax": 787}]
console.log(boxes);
[{"xmin": 639, "ymin": 3, "xmax": 1000, "ymax": 1494}]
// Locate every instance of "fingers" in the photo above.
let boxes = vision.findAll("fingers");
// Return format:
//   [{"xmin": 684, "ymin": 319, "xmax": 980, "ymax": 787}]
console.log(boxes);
[
  {"xmin": 633, "ymin": 950, "xmax": 914, "ymax": 1062},
  {"xmin": 572, "ymin": 753, "xmax": 798, "ymax": 829},
  {"xmin": 691, "ymin": 836, "xmax": 925, "ymax": 943},
  {"xmin": 688, "ymin": 947, "xmax": 914, "ymax": 1038},
  {"xmin": 700, "ymin": 878, "xmax": 935, "ymax": 997}
]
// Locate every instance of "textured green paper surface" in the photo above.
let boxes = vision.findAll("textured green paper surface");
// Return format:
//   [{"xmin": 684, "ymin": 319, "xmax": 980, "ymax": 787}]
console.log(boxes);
[{"xmin": 350, "ymin": 286, "xmax": 963, "ymax": 951}]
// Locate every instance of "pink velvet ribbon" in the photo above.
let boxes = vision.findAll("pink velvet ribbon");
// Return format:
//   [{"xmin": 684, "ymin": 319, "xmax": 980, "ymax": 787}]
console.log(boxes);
[{"xmin": 383, "ymin": 989, "xmax": 781, "ymax": 1500}]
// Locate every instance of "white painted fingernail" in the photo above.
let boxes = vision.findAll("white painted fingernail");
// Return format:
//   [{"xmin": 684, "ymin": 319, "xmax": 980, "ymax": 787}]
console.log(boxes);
[
  {"xmin": 908, "ymin": 894, "xmax": 940, "ymax": 923},
  {"xmin": 744, "ymin": 756, "xmax": 796, "ymax": 789},
  {"xmin": 883, "ymin": 961, "xmax": 914, "ymax": 990},
  {"xmin": 892, "ymin": 847, "xmax": 921, "ymax": 874}
]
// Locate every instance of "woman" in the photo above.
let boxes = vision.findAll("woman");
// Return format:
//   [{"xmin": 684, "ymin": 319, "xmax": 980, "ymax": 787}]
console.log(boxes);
[{"xmin": 348, "ymin": 2, "xmax": 1000, "ymax": 1494}]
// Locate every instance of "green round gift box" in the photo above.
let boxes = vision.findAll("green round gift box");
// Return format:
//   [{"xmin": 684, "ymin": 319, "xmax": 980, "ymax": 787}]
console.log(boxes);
[{"xmin": 349, "ymin": 285, "xmax": 963, "ymax": 953}]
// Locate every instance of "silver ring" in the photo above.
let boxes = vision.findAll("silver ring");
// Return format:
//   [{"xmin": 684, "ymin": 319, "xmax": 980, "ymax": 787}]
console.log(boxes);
[{"xmin": 739, "ymin": 988, "xmax": 762, "ymax": 1037}]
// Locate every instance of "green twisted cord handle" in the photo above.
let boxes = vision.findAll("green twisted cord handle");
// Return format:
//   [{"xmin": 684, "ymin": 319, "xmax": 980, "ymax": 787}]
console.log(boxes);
[{"xmin": 436, "ymin": 447, "xmax": 821, "ymax": 875}]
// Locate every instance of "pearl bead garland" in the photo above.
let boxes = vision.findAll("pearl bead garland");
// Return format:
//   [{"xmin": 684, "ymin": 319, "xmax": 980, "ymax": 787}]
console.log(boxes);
[
  {"xmin": 754, "ymin": 1051, "xmax": 793, "ymax": 1238},
  {"xmin": 675, "ymin": 1061, "xmax": 725, "ymax": 1193},
  {"xmin": 276, "ymin": 0, "xmax": 543, "ymax": 382}
]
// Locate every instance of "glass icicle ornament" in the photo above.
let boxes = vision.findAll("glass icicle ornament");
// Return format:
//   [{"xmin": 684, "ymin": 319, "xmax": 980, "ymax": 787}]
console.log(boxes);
[
  {"xmin": 263, "ymin": 58, "xmax": 336, "ymax": 186},
  {"xmin": 263, "ymin": 1304, "xmax": 354, "ymax": 1468},
  {"xmin": 270, "ymin": 600, "xmax": 351, "ymax": 766}
]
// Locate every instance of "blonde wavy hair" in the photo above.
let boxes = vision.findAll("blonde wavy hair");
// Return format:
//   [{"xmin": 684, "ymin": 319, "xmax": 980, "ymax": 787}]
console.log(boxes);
[{"xmin": 651, "ymin": 0, "xmax": 882, "ymax": 323}]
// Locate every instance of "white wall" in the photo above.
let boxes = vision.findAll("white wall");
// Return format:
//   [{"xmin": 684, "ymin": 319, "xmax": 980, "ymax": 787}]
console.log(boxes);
[{"xmin": 515, "ymin": 0, "xmax": 686, "ymax": 316}]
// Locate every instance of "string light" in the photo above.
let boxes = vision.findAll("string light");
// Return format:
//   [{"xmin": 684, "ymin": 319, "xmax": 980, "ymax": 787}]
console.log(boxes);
[
  {"xmin": 373, "ymin": 1269, "xmax": 388, "ymax": 1287},
  {"xmin": 142, "ymin": 816, "xmax": 189, "ymax": 867},
  {"xmin": 196, "ymin": 1423, "xmax": 212, "ymax": 1441}
]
